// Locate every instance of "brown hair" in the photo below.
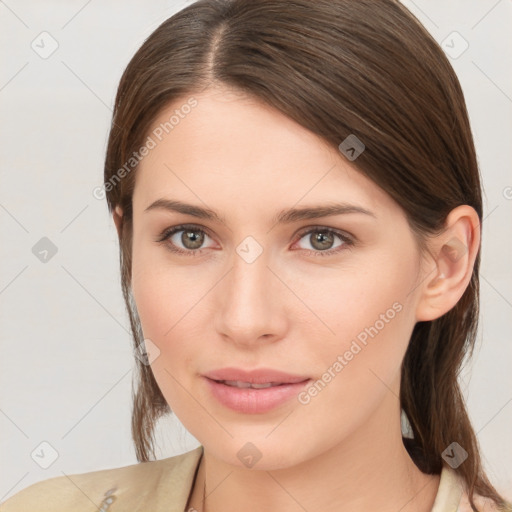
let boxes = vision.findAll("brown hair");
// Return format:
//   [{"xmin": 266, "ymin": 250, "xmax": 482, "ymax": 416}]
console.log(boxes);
[{"xmin": 103, "ymin": 0, "xmax": 510, "ymax": 509}]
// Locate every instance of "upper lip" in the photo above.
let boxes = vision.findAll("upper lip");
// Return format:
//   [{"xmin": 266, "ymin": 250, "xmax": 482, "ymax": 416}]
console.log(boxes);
[{"xmin": 204, "ymin": 368, "xmax": 310, "ymax": 385}]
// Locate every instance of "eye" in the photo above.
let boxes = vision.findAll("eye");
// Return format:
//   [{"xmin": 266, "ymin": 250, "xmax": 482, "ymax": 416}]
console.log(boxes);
[
  {"xmin": 156, "ymin": 224, "xmax": 216, "ymax": 255},
  {"xmin": 293, "ymin": 226, "xmax": 354, "ymax": 257},
  {"xmin": 156, "ymin": 224, "xmax": 354, "ymax": 258}
]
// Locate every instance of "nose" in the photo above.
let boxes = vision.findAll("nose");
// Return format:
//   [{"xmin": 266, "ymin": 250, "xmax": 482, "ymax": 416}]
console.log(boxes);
[{"xmin": 214, "ymin": 245, "xmax": 288, "ymax": 347}]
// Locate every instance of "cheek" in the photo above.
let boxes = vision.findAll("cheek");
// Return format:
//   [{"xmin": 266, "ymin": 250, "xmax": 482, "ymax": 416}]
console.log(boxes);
[
  {"xmin": 130, "ymin": 257, "xmax": 201, "ymax": 410},
  {"xmin": 288, "ymin": 261, "xmax": 417, "ymax": 445},
  {"xmin": 130, "ymin": 244, "xmax": 211, "ymax": 394},
  {"xmin": 131, "ymin": 240, "xmax": 193, "ymax": 340},
  {"xmin": 295, "ymin": 248, "xmax": 418, "ymax": 382},
  {"xmin": 131, "ymin": 263, "xmax": 168, "ymax": 340}
]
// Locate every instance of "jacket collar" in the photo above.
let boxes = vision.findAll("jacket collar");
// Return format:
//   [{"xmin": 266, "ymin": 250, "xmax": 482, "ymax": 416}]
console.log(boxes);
[{"xmin": 154, "ymin": 446, "xmax": 463, "ymax": 512}]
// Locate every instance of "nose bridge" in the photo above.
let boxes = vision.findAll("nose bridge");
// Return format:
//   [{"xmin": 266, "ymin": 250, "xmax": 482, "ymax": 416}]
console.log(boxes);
[{"xmin": 214, "ymin": 238, "xmax": 283, "ymax": 343}]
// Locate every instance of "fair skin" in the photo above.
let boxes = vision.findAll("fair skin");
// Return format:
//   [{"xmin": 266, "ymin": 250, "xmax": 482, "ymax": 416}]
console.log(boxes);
[{"xmin": 113, "ymin": 85, "xmax": 480, "ymax": 512}]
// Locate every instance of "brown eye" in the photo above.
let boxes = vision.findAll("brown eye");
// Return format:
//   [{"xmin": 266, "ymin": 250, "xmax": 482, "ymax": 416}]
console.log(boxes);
[
  {"xmin": 156, "ymin": 224, "xmax": 215, "ymax": 255},
  {"xmin": 294, "ymin": 227, "xmax": 354, "ymax": 257},
  {"xmin": 309, "ymin": 231, "xmax": 336, "ymax": 250},
  {"xmin": 180, "ymin": 229, "xmax": 205, "ymax": 250}
]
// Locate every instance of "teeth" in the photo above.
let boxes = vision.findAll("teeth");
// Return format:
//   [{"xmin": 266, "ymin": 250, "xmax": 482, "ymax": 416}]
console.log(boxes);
[{"xmin": 221, "ymin": 380, "xmax": 277, "ymax": 389}]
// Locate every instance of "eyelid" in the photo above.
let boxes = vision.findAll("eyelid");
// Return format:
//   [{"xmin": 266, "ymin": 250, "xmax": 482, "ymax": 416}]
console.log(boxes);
[
  {"xmin": 156, "ymin": 223, "xmax": 212, "ymax": 243},
  {"xmin": 294, "ymin": 225, "xmax": 354, "ymax": 243}
]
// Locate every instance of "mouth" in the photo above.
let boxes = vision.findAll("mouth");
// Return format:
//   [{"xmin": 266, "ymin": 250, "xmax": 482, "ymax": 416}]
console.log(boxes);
[
  {"xmin": 203, "ymin": 375, "xmax": 312, "ymax": 414},
  {"xmin": 212, "ymin": 379, "xmax": 308, "ymax": 389},
  {"xmin": 203, "ymin": 367, "xmax": 310, "ymax": 385}
]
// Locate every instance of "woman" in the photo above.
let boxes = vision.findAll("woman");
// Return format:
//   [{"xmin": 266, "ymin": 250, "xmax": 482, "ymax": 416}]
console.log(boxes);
[{"xmin": 2, "ymin": 0, "xmax": 510, "ymax": 511}]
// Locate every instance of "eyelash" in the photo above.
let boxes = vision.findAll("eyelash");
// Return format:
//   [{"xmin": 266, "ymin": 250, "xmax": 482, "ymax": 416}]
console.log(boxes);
[{"xmin": 155, "ymin": 223, "xmax": 355, "ymax": 258}]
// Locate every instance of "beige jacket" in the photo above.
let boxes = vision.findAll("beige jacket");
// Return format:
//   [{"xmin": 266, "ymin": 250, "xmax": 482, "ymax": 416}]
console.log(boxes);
[{"xmin": 0, "ymin": 445, "xmax": 501, "ymax": 511}]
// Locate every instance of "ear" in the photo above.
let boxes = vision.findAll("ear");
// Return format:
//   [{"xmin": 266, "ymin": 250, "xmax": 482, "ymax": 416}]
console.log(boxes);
[
  {"xmin": 415, "ymin": 205, "xmax": 481, "ymax": 322},
  {"xmin": 113, "ymin": 205, "xmax": 123, "ymax": 239}
]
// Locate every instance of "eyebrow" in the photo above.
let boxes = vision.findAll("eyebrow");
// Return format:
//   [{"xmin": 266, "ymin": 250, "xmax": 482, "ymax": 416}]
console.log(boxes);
[{"xmin": 144, "ymin": 198, "xmax": 376, "ymax": 224}]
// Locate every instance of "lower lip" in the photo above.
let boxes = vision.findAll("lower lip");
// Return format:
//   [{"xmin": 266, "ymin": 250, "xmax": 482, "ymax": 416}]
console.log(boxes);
[{"xmin": 204, "ymin": 377, "xmax": 311, "ymax": 414}]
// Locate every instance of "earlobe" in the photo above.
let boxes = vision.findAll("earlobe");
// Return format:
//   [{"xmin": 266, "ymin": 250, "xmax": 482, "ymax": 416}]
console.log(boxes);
[
  {"xmin": 113, "ymin": 205, "xmax": 124, "ymax": 239},
  {"xmin": 415, "ymin": 205, "xmax": 480, "ymax": 322}
]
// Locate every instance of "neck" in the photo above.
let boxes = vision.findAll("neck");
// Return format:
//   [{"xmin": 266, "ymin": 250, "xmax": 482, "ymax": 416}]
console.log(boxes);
[{"xmin": 187, "ymin": 390, "xmax": 440, "ymax": 512}]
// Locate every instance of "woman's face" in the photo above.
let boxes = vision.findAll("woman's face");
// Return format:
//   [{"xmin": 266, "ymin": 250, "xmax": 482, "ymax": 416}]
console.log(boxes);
[{"xmin": 129, "ymin": 85, "xmax": 426, "ymax": 469}]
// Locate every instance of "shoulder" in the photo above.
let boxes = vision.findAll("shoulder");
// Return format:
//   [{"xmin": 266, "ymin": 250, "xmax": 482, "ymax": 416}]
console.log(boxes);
[
  {"xmin": 438, "ymin": 466, "xmax": 508, "ymax": 512},
  {"xmin": 457, "ymin": 490, "xmax": 508, "ymax": 512},
  {"xmin": 0, "ymin": 446, "xmax": 203, "ymax": 512}
]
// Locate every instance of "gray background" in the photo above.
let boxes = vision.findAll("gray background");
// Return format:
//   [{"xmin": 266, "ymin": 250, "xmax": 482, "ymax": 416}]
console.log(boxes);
[{"xmin": 1, "ymin": 0, "xmax": 511, "ymax": 503}]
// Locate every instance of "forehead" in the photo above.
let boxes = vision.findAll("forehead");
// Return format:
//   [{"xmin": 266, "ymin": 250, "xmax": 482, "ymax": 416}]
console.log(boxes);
[
  {"xmin": 132, "ymin": 86, "xmax": 397, "ymax": 219},
  {"xmin": 141, "ymin": 85, "xmax": 334, "ymax": 171}
]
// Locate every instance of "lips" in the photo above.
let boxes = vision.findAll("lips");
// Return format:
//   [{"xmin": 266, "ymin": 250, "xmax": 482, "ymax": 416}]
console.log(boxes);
[{"xmin": 202, "ymin": 368, "xmax": 311, "ymax": 413}]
